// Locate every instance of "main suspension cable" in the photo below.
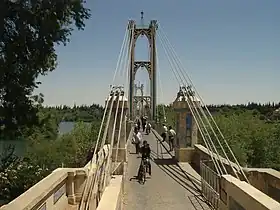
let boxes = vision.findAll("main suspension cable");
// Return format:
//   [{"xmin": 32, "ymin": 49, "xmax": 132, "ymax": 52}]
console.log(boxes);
[
  {"xmin": 79, "ymin": 90, "xmax": 116, "ymax": 210},
  {"xmin": 80, "ymin": 27, "xmax": 131, "ymax": 210},
  {"xmin": 158, "ymin": 26, "xmax": 231, "ymax": 174},
  {"xmin": 158, "ymin": 24, "xmax": 248, "ymax": 181},
  {"xmin": 103, "ymin": 93, "xmax": 121, "ymax": 189},
  {"xmin": 157, "ymin": 29, "xmax": 226, "ymax": 175},
  {"xmin": 112, "ymin": 28, "xmax": 129, "ymax": 85},
  {"xmin": 113, "ymin": 24, "xmax": 134, "ymax": 171},
  {"xmin": 155, "ymin": 37, "xmax": 167, "ymax": 123},
  {"xmin": 157, "ymin": 30, "xmax": 223, "ymax": 175}
]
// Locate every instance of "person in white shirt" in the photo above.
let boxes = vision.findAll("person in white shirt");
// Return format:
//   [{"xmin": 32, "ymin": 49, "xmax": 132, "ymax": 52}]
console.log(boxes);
[
  {"xmin": 146, "ymin": 122, "xmax": 151, "ymax": 134},
  {"xmin": 161, "ymin": 124, "xmax": 168, "ymax": 142},
  {"xmin": 168, "ymin": 126, "xmax": 176, "ymax": 151},
  {"xmin": 132, "ymin": 127, "xmax": 142, "ymax": 154}
]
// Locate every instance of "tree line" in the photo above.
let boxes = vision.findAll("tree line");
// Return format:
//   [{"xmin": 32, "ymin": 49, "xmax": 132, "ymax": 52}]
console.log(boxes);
[
  {"xmin": 157, "ymin": 102, "xmax": 280, "ymax": 171},
  {"xmin": 43, "ymin": 104, "xmax": 104, "ymax": 123},
  {"xmin": 207, "ymin": 102, "xmax": 280, "ymax": 121}
]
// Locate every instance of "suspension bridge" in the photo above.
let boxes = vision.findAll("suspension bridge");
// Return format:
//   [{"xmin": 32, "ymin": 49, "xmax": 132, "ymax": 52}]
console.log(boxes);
[{"xmin": 1, "ymin": 16, "xmax": 280, "ymax": 210}]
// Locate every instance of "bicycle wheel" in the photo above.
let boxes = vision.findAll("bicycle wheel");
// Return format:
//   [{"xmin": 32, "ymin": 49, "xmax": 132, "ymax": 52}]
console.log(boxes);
[
  {"xmin": 138, "ymin": 165, "xmax": 144, "ymax": 184},
  {"xmin": 142, "ymin": 168, "xmax": 146, "ymax": 184},
  {"xmin": 143, "ymin": 169, "xmax": 146, "ymax": 184}
]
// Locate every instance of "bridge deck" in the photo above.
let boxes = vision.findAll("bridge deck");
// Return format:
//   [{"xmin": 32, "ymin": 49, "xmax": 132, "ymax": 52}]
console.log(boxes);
[{"xmin": 123, "ymin": 131, "xmax": 211, "ymax": 210}]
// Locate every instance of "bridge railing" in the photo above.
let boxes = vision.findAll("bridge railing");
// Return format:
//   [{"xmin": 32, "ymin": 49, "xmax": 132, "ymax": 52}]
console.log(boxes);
[
  {"xmin": 220, "ymin": 174, "xmax": 280, "ymax": 210},
  {"xmin": 193, "ymin": 144, "xmax": 280, "ymax": 204},
  {"xmin": 80, "ymin": 144, "xmax": 111, "ymax": 209},
  {"xmin": 200, "ymin": 160, "xmax": 220, "ymax": 209},
  {"xmin": 90, "ymin": 126, "xmax": 133, "ymax": 210},
  {"xmin": 0, "ymin": 144, "xmax": 111, "ymax": 210},
  {"xmin": 0, "ymin": 167, "xmax": 85, "ymax": 210}
]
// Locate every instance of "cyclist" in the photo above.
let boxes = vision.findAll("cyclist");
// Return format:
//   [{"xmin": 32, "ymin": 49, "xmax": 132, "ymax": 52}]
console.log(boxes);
[{"xmin": 139, "ymin": 140, "xmax": 151, "ymax": 175}]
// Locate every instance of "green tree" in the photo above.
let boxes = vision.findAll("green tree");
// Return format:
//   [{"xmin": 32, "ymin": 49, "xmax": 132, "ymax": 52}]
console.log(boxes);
[
  {"xmin": 0, "ymin": 0, "xmax": 91, "ymax": 137},
  {"xmin": 210, "ymin": 109, "xmax": 280, "ymax": 169},
  {"xmin": 0, "ymin": 121, "xmax": 98, "ymax": 203}
]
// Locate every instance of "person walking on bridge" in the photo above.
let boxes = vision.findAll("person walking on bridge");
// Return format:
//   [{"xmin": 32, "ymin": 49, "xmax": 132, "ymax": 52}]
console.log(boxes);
[
  {"xmin": 146, "ymin": 122, "xmax": 151, "ymax": 134},
  {"xmin": 137, "ymin": 119, "xmax": 141, "ymax": 131},
  {"xmin": 142, "ymin": 116, "xmax": 147, "ymax": 132},
  {"xmin": 132, "ymin": 127, "xmax": 142, "ymax": 154},
  {"xmin": 168, "ymin": 126, "xmax": 176, "ymax": 151},
  {"xmin": 161, "ymin": 123, "xmax": 168, "ymax": 142}
]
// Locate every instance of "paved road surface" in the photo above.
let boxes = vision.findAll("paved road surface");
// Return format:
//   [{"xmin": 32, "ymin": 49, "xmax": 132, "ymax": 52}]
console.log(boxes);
[{"xmin": 123, "ymin": 130, "xmax": 212, "ymax": 210}]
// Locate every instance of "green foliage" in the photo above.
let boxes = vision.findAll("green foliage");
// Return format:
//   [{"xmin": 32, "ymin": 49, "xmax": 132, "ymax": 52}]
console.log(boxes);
[
  {"xmin": 23, "ymin": 108, "xmax": 60, "ymax": 142},
  {"xmin": 209, "ymin": 109, "xmax": 280, "ymax": 169},
  {"xmin": 0, "ymin": 160, "xmax": 50, "ymax": 202},
  {"xmin": 157, "ymin": 103, "xmax": 280, "ymax": 170},
  {"xmin": 25, "ymin": 121, "xmax": 96, "ymax": 169},
  {"xmin": 43, "ymin": 104, "xmax": 104, "ymax": 123},
  {"xmin": 0, "ymin": 103, "xmax": 102, "ymax": 203},
  {"xmin": 0, "ymin": 0, "xmax": 91, "ymax": 138},
  {"xmin": 207, "ymin": 102, "xmax": 280, "ymax": 122},
  {"xmin": 0, "ymin": 121, "xmax": 99, "ymax": 203},
  {"xmin": 212, "ymin": 110, "xmax": 264, "ymax": 166},
  {"xmin": 157, "ymin": 104, "xmax": 176, "ymax": 128},
  {"xmin": 0, "ymin": 0, "xmax": 97, "ymax": 204}
]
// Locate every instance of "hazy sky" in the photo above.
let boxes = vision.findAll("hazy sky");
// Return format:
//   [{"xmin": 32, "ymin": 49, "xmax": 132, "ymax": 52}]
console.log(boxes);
[{"xmin": 35, "ymin": 0, "xmax": 279, "ymax": 106}]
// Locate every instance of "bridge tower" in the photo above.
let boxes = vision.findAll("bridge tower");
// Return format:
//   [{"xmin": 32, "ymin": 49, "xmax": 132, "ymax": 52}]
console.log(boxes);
[
  {"xmin": 134, "ymin": 82, "xmax": 144, "ymax": 117},
  {"xmin": 127, "ymin": 12, "xmax": 158, "ymax": 121},
  {"xmin": 173, "ymin": 86, "xmax": 200, "ymax": 162}
]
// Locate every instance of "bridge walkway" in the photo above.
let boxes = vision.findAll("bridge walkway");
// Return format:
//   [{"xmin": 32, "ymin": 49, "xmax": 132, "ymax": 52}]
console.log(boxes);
[{"xmin": 123, "ymin": 130, "xmax": 212, "ymax": 210}]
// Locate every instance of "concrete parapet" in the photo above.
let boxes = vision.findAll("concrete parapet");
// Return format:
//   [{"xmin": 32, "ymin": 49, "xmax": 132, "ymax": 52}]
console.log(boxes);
[
  {"xmin": 192, "ymin": 144, "xmax": 243, "ymax": 179},
  {"xmin": 96, "ymin": 175, "xmax": 123, "ymax": 210},
  {"xmin": 0, "ymin": 144, "xmax": 112, "ymax": 210},
  {"xmin": 192, "ymin": 144, "xmax": 280, "ymax": 204},
  {"xmin": 95, "ymin": 146, "xmax": 128, "ymax": 210},
  {"xmin": 0, "ymin": 168, "xmax": 85, "ymax": 210},
  {"xmin": 245, "ymin": 168, "xmax": 280, "ymax": 203},
  {"xmin": 220, "ymin": 175, "xmax": 280, "ymax": 210}
]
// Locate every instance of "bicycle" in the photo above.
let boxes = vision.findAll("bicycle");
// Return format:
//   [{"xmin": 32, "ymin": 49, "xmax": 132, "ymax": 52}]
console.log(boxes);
[{"xmin": 138, "ymin": 158, "xmax": 148, "ymax": 184}]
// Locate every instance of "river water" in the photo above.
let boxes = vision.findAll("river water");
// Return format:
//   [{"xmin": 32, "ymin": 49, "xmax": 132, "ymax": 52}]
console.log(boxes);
[{"xmin": 0, "ymin": 121, "xmax": 76, "ymax": 156}]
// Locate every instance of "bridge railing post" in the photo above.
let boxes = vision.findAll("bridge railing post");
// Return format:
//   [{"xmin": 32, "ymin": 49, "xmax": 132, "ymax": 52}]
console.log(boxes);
[
  {"xmin": 74, "ymin": 169, "xmax": 87, "ymax": 203},
  {"xmin": 66, "ymin": 171, "xmax": 76, "ymax": 204}
]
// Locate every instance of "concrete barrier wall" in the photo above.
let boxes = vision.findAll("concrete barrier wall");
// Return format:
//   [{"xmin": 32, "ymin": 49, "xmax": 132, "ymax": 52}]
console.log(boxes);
[
  {"xmin": 96, "ymin": 175, "xmax": 123, "ymax": 210},
  {"xmin": 245, "ymin": 168, "xmax": 280, "ymax": 203},
  {"xmin": 1, "ymin": 145, "xmax": 111, "ymax": 210},
  {"xmin": 0, "ymin": 168, "xmax": 71, "ymax": 210},
  {"xmin": 192, "ymin": 144, "xmax": 243, "ymax": 178},
  {"xmin": 193, "ymin": 144, "xmax": 280, "ymax": 203},
  {"xmin": 220, "ymin": 175, "xmax": 280, "ymax": 210},
  {"xmin": 97, "ymin": 133, "xmax": 129, "ymax": 210}
]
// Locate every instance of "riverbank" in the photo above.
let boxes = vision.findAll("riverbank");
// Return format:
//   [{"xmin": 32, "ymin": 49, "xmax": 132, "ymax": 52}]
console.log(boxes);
[{"xmin": 0, "ymin": 121, "xmax": 79, "ymax": 157}]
